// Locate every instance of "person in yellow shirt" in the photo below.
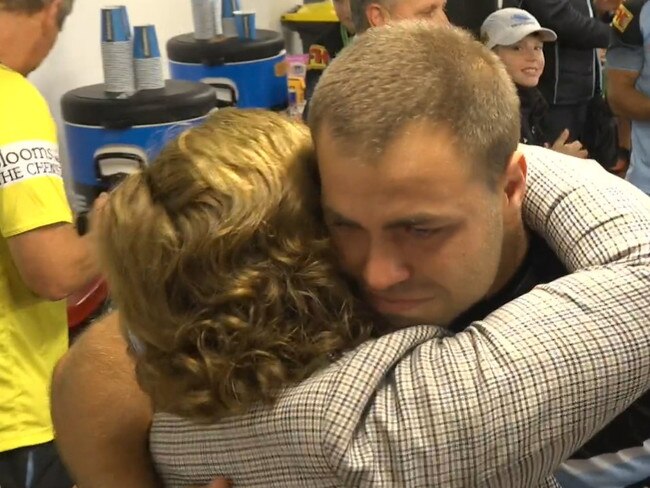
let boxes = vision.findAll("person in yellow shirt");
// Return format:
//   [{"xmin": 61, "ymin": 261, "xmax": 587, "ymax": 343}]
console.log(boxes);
[{"xmin": 0, "ymin": 1, "xmax": 99, "ymax": 487}]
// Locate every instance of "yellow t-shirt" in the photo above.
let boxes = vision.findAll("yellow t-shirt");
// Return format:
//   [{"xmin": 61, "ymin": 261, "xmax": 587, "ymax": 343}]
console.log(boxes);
[{"xmin": 0, "ymin": 65, "xmax": 72, "ymax": 452}]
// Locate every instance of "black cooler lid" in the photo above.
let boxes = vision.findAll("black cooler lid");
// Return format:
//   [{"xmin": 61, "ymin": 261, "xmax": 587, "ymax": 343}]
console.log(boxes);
[
  {"xmin": 167, "ymin": 30, "xmax": 285, "ymax": 66},
  {"xmin": 61, "ymin": 80, "xmax": 216, "ymax": 129}
]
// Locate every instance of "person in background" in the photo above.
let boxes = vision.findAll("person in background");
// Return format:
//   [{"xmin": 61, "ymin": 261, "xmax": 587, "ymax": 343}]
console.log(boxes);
[
  {"xmin": 511, "ymin": 0, "xmax": 619, "ymax": 167},
  {"xmin": 606, "ymin": 0, "xmax": 650, "ymax": 195},
  {"xmin": 304, "ymin": 0, "xmax": 355, "ymax": 107},
  {"xmin": 349, "ymin": 0, "xmax": 449, "ymax": 33},
  {"xmin": 481, "ymin": 8, "xmax": 588, "ymax": 158},
  {"xmin": 0, "ymin": 0, "xmax": 100, "ymax": 487}
]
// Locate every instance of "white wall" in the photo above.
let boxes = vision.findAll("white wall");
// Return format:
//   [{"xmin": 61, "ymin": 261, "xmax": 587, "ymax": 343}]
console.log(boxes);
[{"xmin": 29, "ymin": 0, "xmax": 302, "ymax": 181}]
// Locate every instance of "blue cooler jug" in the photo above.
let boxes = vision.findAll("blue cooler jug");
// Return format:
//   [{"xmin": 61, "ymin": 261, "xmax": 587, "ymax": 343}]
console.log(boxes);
[
  {"xmin": 61, "ymin": 80, "xmax": 216, "ymax": 212},
  {"xmin": 167, "ymin": 30, "xmax": 288, "ymax": 110}
]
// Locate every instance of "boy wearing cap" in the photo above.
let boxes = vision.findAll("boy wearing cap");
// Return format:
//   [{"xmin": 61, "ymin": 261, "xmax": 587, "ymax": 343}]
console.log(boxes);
[{"xmin": 481, "ymin": 8, "xmax": 588, "ymax": 159}]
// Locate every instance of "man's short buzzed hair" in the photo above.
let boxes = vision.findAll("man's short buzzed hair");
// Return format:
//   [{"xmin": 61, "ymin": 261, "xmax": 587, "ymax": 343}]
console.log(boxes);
[
  {"xmin": 308, "ymin": 22, "xmax": 521, "ymax": 186},
  {"xmin": 350, "ymin": 0, "xmax": 393, "ymax": 33},
  {"xmin": 0, "ymin": 0, "xmax": 74, "ymax": 26}
]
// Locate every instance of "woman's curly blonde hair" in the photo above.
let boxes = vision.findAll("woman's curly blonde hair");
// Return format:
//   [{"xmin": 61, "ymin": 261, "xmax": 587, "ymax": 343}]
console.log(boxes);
[{"xmin": 95, "ymin": 109, "xmax": 374, "ymax": 422}]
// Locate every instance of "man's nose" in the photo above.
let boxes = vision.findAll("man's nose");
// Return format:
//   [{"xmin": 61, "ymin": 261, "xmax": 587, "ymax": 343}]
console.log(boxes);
[{"xmin": 362, "ymin": 243, "xmax": 410, "ymax": 292}]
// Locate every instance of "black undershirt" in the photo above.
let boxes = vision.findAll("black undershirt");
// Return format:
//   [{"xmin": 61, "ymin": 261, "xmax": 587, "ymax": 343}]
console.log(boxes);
[{"xmin": 449, "ymin": 231, "xmax": 567, "ymax": 333}]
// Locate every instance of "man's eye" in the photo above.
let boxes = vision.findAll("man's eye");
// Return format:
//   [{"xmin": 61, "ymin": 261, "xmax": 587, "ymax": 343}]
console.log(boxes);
[{"xmin": 407, "ymin": 226, "xmax": 439, "ymax": 238}]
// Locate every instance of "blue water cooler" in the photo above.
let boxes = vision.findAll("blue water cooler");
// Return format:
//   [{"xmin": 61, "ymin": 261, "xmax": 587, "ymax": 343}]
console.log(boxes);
[
  {"xmin": 61, "ymin": 80, "xmax": 216, "ymax": 212},
  {"xmin": 166, "ymin": 30, "xmax": 288, "ymax": 110}
]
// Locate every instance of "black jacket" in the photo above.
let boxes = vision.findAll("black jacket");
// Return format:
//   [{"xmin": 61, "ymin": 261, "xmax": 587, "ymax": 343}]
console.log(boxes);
[
  {"xmin": 446, "ymin": 0, "xmax": 497, "ymax": 36},
  {"xmin": 512, "ymin": 0, "xmax": 610, "ymax": 105},
  {"xmin": 518, "ymin": 86, "xmax": 551, "ymax": 146}
]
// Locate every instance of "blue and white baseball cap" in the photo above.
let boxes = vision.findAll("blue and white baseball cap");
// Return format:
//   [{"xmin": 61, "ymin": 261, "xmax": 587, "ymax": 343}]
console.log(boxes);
[{"xmin": 481, "ymin": 8, "xmax": 557, "ymax": 49}]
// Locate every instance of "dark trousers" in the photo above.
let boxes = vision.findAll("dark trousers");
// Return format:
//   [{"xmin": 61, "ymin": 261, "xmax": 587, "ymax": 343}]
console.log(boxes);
[
  {"xmin": 0, "ymin": 441, "xmax": 73, "ymax": 488},
  {"xmin": 543, "ymin": 101, "xmax": 590, "ymax": 143}
]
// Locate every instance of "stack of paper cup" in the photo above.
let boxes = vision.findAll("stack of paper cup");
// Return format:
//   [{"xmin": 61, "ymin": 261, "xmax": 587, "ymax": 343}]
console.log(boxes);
[
  {"xmin": 133, "ymin": 25, "xmax": 164, "ymax": 90},
  {"xmin": 214, "ymin": 0, "xmax": 223, "ymax": 35},
  {"xmin": 222, "ymin": 0, "xmax": 240, "ymax": 37},
  {"xmin": 191, "ymin": 0, "xmax": 219, "ymax": 40},
  {"xmin": 101, "ymin": 5, "xmax": 136, "ymax": 95}
]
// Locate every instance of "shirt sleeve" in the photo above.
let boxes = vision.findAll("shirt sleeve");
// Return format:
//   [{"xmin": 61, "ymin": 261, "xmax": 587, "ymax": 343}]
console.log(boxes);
[
  {"xmin": 325, "ymin": 147, "xmax": 650, "ymax": 486},
  {"xmin": 606, "ymin": 40, "xmax": 644, "ymax": 71},
  {"xmin": 0, "ymin": 72, "xmax": 72, "ymax": 238},
  {"xmin": 606, "ymin": 0, "xmax": 647, "ymax": 72}
]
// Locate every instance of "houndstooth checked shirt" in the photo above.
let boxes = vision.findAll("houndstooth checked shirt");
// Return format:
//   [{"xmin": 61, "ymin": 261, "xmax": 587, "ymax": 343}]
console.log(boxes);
[{"xmin": 150, "ymin": 145, "xmax": 650, "ymax": 488}]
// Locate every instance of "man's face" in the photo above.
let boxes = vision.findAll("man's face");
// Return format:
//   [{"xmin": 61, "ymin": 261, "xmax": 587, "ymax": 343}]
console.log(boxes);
[
  {"xmin": 317, "ymin": 123, "xmax": 513, "ymax": 328},
  {"xmin": 333, "ymin": 0, "xmax": 355, "ymax": 33},
  {"xmin": 370, "ymin": 0, "xmax": 450, "ymax": 28}
]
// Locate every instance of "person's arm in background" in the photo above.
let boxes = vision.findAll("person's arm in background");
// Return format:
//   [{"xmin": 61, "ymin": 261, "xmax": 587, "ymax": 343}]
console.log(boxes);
[
  {"xmin": 522, "ymin": 0, "xmax": 610, "ymax": 48},
  {"xmin": 0, "ymin": 76, "xmax": 99, "ymax": 301},
  {"xmin": 51, "ymin": 312, "xmax": 161, "ymax": 488},
  {"xmin": 607, "ymin": 55, "xmax": 648, "ymax": 120},
  {"xmin": 607, "ymin": 1, "xmax": 650, "ymax": 120},
  {"xmin": 611, "ymin": 115, "xmax": 632, "ymax": 176},
  {"xmin": 8, "ymin": 223, "xmax": 97, "ymax": 300}
]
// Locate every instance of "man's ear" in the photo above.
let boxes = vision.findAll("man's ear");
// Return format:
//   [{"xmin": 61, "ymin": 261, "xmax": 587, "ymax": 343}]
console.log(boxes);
[
  {"xmin": 366, "ymin": 3, "xmax": 390, "ymax": 28},
  {"xmin": 43, "ymin": 0, "xmax": 64, "ymax": 30},
  {"xmin": 502, "ymin": 151, "xmax": 527, "ymax": 212}
]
